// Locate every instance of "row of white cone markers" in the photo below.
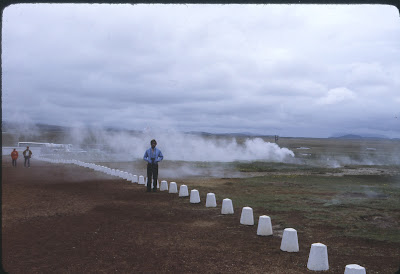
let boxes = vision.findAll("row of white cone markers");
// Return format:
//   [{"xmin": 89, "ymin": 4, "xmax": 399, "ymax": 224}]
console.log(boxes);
[{"xmin": 37, "ymin": 157, "xmax": 366, "ymax": 274}]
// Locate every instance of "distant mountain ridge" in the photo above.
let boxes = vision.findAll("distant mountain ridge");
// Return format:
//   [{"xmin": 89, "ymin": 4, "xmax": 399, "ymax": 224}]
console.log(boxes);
[
  {"xmin": 330, "ymin": 134, "xmax": 390, "ymax": 140},
  {"xmin": 2, "ymin": 121, "xmax": 69, "ymax": 132},
  {"xmin": 185, "ymin": 131, "xmax": 269, "ymax": 137},
  {"xmin": 3, "ymin": 121, "xmax": 399, "ymax": 140}
]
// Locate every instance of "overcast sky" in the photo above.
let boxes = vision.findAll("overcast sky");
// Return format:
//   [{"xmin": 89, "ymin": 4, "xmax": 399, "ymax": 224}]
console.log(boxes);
[{"xmin": 2, "ymin": 4, "xmax": 400, "ymax": 138}]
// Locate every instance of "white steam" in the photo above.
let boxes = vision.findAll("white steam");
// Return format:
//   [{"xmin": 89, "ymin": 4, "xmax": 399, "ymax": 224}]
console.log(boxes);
[
  {"xmin": 66, "ymin": 127, "xmax": 294, "ymax": 162},
  {"xmin": 161, "ymin": 136, "xmax": 295, "ymax": 162}
]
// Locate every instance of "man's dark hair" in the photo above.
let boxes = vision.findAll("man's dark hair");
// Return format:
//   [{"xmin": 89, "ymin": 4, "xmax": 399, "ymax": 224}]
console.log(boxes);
[{"xmin": 150, "ymin": 139, "xmax": 157, "ymax": 145}]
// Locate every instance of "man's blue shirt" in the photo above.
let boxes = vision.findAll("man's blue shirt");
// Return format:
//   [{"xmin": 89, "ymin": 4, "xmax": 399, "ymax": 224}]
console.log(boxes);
[{"xmin": 143, "ymin": 147, "xmax": 164, "ymax": 164}]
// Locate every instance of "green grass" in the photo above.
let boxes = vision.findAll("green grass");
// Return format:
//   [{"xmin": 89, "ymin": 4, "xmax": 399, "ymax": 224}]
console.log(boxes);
[
  {"xmin": 190, "ymin": 172, "xmax": 400, "ymax": 243},
  {"xmin": 232, "ymin": 161, "xmax": 342, "ymax": 173}
]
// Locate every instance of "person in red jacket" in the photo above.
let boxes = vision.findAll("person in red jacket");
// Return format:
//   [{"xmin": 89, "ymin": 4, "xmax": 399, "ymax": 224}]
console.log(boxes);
[{"xmin": 11, "ymin": 148, "xmax": 18, "ymax": 167}]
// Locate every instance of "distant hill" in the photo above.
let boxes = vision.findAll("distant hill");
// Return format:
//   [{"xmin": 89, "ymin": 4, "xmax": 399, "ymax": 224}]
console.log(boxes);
[
  {"xmin": 3, "ymin": 121, "xmax": 398, "ymax": 140},
  {"xmin": 35, "ymin": 123, "xmax": 69, "ymax": 131},
  {"xmin": 333, "ymin": 134, "xmax": 364, "ymax": 139},
  {"xmin": 2, "ymin": 121, "xmax": 69, "ymax": 132},
  {"xmin": 185, "ymin": 131, "xmax": 272, "ymax": 137},
  {"xmin": 330, "ymin": 134, "xmax": 390, "ymax": 140}
]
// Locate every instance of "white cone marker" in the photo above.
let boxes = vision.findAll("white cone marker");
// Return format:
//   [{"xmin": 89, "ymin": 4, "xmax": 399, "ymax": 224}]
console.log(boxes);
[
  {"xmin": 344, "ymin": 264, "xmax": 366, "ymax": 274},
  {"xmin": 160, "ymin": 180, "xmax": 168, "ymax": 191},
  {"xmin": 179, "ymin": 185, "xmax": 189, "ymax": 197},
  {"xmin": 240, "ymin": 207, "xmax": 254, "ymax": 225},
  {"xmin": 280, "ymin": 228, "xmax": 299, "ymax": 252},
  {"xmin": 221, "ymin": 198, "xmax": 234, "ymax": 214},
  {"xmin": 307, "ymin": 243, "xmax": 329, "ymax": 271},
  {"xmin": 205, "ymin": 193, "xmax": 217, "ymax": 207},
  {"xmin": 257, "ymin": 215, "xmax": 273, "ymax": 236},
  {"xmin": 190, "ymin": 189, "xmax": 200, "ymax": 203},
  {"xmin": 169, "ymin": 182, "xmax": 178, "ymax": 193},
  {"xmin": 138, "ymin": 175, "xmax": 145, "ymax": 185}
]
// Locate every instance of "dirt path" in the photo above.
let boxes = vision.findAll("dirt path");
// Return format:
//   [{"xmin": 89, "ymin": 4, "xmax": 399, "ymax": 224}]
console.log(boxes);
[{"xmin": 2, "ymin": 159, "xmax": 400, "ymax": 273}]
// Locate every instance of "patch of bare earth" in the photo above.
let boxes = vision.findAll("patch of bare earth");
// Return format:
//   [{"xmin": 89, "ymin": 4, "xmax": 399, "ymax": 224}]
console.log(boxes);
[{"xmin": 2, "ymin": 158, "xmax": 400, "ymax": 273}]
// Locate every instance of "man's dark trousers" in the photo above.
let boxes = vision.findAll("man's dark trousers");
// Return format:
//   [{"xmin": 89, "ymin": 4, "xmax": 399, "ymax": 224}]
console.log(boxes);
[
  {"xmin": 24, "ymin": 157, "xmax": 30, "ymax": 167},
  {"xmin": 147, "ymin": 163, "xmax": 158, "ymax": 191}
]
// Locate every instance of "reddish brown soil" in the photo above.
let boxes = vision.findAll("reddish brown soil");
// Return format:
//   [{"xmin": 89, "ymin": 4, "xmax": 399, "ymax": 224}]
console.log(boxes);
[{"xmin": 2, "ymin": 158, "xmax": 400, "ymax": 273}]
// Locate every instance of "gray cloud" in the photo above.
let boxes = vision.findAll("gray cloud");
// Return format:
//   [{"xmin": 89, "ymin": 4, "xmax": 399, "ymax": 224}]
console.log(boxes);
[{"xmin": 2, "ymin": 4, "xmax": 400, "ymax": 138}]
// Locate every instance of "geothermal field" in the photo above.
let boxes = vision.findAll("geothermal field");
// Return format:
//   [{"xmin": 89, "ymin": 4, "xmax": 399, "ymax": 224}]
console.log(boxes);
[{"xmin": 2, "ymin": 129, "xmax": 400, "ymax": 273}]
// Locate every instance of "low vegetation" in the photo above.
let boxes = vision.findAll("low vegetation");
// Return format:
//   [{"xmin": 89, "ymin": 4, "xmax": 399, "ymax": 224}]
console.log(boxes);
[{"xmin": 187, "ymin": 163, "xmax": 400, "ymax": 243}]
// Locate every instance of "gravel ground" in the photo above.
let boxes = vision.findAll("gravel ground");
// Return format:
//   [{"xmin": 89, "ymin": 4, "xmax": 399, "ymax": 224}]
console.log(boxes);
[{"xmin": 2, "ymin": 157, "xmax": 400, "ymax": 273}]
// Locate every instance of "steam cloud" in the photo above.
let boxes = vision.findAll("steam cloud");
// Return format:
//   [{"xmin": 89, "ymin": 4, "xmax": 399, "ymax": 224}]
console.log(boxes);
[{"xmin": 67, "ymin": 126, "xmax": 295, "ymax": 163}]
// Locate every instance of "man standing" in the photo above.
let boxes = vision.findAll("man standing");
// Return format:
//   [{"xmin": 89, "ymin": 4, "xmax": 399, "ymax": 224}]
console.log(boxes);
[
  {"xmin": 11, "ymin": 148, "xmax": 18, "ymax": 167},
  {"xmin": 23, "ymin": 146, "xmax": 32, "ymax": 168},
  {"xmin": 143, "ymin": 139, "xmax": 164, "ymax": 192}
]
